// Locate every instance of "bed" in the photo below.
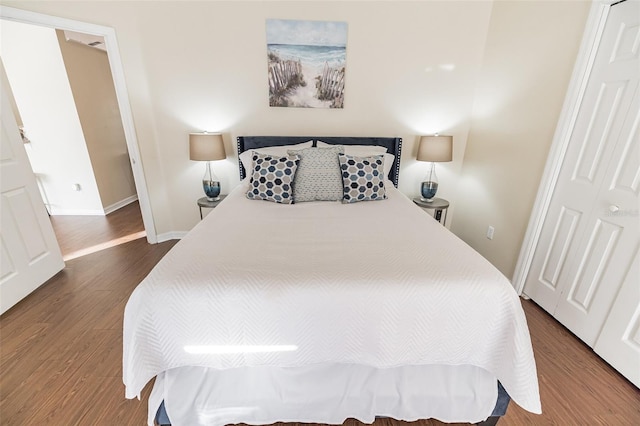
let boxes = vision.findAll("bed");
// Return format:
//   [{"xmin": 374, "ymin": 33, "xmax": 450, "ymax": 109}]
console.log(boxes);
[{"xmin": 123, "ymin": 136, "xmax": 541, "ymax": 426}]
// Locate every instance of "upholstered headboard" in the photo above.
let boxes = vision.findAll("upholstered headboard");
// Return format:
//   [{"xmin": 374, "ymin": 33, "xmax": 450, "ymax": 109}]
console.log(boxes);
[{"xmin": 236, "ymin": 136, "xmax": 402, "ymax": 187}]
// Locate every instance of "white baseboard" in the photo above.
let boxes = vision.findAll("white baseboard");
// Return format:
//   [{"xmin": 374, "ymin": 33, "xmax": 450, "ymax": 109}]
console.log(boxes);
[
  {"xmin": 156, "ymin": 231, "xmax": 187, "ymax": 242},
  {"xmin": 104, "ymin": 195, "xmax": 138, "ymax": 215},
  {"xmin": 48, "ymin": 195, "xmax": 139, "ymax": 216},
  {"xmin": 49, "ymin": 207, "xmax": 105, "ymax": 216}
]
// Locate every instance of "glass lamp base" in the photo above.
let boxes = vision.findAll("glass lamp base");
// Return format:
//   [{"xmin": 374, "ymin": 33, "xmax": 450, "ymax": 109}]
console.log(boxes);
[
  {"xmin": 420, "ymin": 181, "xmax": 438, "ymax": 202},
  {"xmin": 203, "ymin": 180, "xmax": 221, "ymax": 201}
]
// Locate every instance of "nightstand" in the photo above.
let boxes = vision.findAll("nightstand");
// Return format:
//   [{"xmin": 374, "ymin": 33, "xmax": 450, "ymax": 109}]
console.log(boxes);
[
  {"xmin": 413, "ymin": 197, "xmax": 449, "ymax": 225},
  {"xmin": 197, "ymin": 195, "xmax": 227, "ymax": 219}
]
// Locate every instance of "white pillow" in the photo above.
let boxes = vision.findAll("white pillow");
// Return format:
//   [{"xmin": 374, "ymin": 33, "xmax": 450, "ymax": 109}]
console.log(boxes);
[
  {"xmin": 316, "ymin": 141, "xmax": 388, "ymax": 156},
  {"xmin": 315, "ymin": 141, "xmax": 395, "ymax": 181},
  {"xmin": 382, "ymin": 153, "xmax": 396, "ymax": 184},
  {"xmin": 239, "ymin": 141, "xmax": 313, "ymax": 175}
]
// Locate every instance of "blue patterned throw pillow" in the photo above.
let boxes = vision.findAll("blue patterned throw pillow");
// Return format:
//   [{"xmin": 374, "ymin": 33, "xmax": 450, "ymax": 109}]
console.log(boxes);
[
  {"xmin": 247, "ymin": 152, "xmax": 300, "ymax": 204},
  {"xmin": 287, "ymin": 146, "xmax": 344, "ymax": 202},
  {"xmin": 338, "ymin": 153, "xmax": 387, "ymax": 203}
]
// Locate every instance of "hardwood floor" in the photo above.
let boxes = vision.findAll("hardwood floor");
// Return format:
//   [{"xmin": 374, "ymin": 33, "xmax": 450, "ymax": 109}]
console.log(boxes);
[
  {"xmin": 49, "ymin": 201, "xmax": 146, "ymax": 260},
  {"xmin": 0, "ymin": 202, "xmax": 164, "ymax": 425},
  {"xmin": 1, "ymin": 204, "xmax": 639, "ymax": 425}
]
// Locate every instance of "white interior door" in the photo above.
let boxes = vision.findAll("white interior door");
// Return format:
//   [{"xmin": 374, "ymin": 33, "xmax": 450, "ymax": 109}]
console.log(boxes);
[
  {"xmin": 523, "ymin": 0, "xmax": 639, "ymax": 346},
  {"xmin": 0, "ymin": 65, "xmax": 64, "ymax": 315},
  {"xmin": 592, "ymin": 70, "xmax": 640, "ymax": 387},
  {"xmin": 553, "ymin": 83, "xmax": 639, "ymax": 346},
  {"xmin": 594, "ymin": 248, "xmax": 640, "ymax": 388}
]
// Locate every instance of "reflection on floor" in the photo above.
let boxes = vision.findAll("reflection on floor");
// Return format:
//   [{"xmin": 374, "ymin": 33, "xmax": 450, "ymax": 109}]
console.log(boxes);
[{"xmin": 49, "ymin": 201, "xmax": 145, "ymax": 260}]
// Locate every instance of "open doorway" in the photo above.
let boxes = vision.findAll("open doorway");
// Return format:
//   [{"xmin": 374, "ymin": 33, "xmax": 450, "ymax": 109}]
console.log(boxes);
[
  {"xmin": 2, "ymin": 22, "xmax": 137, "ymax": 215},
  {"xmin": 0, "ymin": 6, "xmax": 157, "ymax": 254}
]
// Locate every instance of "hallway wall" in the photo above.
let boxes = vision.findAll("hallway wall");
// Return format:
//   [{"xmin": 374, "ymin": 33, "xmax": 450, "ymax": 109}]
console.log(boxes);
[{"xmin": 56, "ymin": 30, "xmax": 137, "ymax": 212}]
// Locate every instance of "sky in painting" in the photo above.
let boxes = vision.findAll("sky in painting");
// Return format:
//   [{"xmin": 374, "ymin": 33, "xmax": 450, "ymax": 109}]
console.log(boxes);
[{"xmin": 266, "ymin": 19, "xmax": 347, "ymax": 47}]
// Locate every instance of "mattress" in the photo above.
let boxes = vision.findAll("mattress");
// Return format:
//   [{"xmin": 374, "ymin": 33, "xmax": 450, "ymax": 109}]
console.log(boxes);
[{"xmin": 123, "ymin": 183, "xmax": 541, "ymax": 420}]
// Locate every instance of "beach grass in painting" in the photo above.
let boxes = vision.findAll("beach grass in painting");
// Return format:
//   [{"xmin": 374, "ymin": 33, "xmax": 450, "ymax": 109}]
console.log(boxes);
[{"xmin": 266, "ymin": 19, "xmax": 347, "ymax": 108}]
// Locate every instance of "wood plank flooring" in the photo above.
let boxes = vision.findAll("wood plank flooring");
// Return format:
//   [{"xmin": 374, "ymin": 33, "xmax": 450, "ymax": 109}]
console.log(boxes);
[
  {"xmin": 49, "ymin": 201, "xmax": 146, "ymax": 260},
  {"xmin": 1, "ymin": 205, "xmax": 639, "ymax": 425}
]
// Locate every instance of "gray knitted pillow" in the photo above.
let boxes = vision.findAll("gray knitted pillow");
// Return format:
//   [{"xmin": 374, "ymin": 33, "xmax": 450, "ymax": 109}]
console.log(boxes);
[{"xmin": 287, "ymin": 146, "xmax": 344, "ymax": 202}]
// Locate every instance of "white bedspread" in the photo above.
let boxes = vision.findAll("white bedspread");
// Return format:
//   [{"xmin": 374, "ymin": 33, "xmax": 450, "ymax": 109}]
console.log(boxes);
[
  {"xmin": 149, "ymin": 364, "xmax": 499, "ymax": 426},
  {"xmin": 123, "ymin": 185, "xmax": 541, "ymax": 416}
]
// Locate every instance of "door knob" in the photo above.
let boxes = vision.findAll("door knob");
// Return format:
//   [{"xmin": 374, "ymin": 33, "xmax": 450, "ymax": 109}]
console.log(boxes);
[{"xmin": 609, "ymin": 205, "xmax": 620, "ymax": 213}]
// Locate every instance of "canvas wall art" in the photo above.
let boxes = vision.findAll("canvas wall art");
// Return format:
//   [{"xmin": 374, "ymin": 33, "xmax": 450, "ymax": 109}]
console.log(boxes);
[{"xmin": 266, "ymin": 19, "xmax": 348, "ymax": 109}]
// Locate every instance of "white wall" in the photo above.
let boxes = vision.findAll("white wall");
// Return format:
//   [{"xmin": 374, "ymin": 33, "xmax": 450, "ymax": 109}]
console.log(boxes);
[
  {"xmin": 0, "ymin": 20, "xmax": 103, "ymax": 215},
  {"xmin": 0, "ymin": 60, "xmax": 22, "ymax": 128},
  {"xmin": 1, "ymin": 1, "xmax": 591, "ymax": 277}
]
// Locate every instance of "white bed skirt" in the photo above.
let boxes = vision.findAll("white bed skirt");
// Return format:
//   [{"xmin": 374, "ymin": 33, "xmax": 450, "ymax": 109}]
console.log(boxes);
[{"xmin": 148, "ymin": 363, "xmax": 498, "ymax": 426}]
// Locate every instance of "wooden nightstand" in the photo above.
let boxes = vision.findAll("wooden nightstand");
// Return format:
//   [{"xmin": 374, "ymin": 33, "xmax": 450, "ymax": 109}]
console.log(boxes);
[
  {"xmin": 413, "ymin": 197, "xmax": 449, "ymax": 225},
  {"xmin": 197, "ymin": 195, "xmax": 227, "ymax": 219}
]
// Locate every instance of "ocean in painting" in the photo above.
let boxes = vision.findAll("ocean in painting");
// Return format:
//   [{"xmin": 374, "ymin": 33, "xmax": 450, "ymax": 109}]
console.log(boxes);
[{"xmin": 267, "ymin": 44, "xmax": 346, "ymax": 71}]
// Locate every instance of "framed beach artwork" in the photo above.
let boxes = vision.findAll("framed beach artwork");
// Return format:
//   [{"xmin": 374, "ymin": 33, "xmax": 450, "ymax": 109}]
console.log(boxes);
[{"xmin": 266, "ymin": 19, "xmax": 348, "ymax": 108}]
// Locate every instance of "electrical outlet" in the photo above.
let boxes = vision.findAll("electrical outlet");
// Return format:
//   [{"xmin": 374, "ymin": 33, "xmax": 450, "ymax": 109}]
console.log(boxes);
[{"xmin": 486, "ymin": 226, "xmax": 495, "ymax": 240}]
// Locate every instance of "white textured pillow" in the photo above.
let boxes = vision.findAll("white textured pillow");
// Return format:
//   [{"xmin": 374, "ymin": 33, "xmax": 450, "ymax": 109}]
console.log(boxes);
[
  {"xmin": 239, "ymin": 141, "xmax": 313, "ymax": 175},
  {"xmin": 316, "ymin": 141, "xmax": 388, "ymax": 156},
  {"xmin": 287, "ymin": 146, "xmax": 344, "ymax": 202},
  {"xmin": 315, "ymin": 141, "xmax": 395, "ymax": 182},
  {"xmin": 382, "ymin": 153, "xmax": 395, "ymax": 182}
]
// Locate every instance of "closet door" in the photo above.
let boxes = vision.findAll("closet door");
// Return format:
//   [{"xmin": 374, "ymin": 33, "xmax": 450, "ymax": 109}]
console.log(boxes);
[
  {"xmin": 592, "ymin": 76, "xmax": 640, "ymax": 388},
  {"xmin": 523, "ymin": 0, "xmax": 639, "ymax": 347},
  {"xmin": 553, "ymin": 83, "xmax": 639, "ymax": 346},
  {"xmin": 594, "ymin": 248, "xmax": 640, "ymax": 388}
]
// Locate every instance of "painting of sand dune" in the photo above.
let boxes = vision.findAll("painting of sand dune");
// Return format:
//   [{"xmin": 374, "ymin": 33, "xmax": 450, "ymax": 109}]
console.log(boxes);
[{"xmin": 266, "ymin": 19, "xmax": 348, "ymax": 108}]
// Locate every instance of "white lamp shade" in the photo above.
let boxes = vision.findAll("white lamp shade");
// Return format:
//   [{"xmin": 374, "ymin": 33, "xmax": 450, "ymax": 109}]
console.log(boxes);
[
  {"xmin": 417, "ymin": 135, "xmax": 453, "ymax": 162},
  {"xmin": 189, "ymin": 133, "xmax": 226, "ymax": 161}
]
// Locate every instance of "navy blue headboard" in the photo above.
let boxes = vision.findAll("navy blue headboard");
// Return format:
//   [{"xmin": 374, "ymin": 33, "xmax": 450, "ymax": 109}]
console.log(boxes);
[{"xmin": 237, "ymin": 136, "xmax": 402, "ymax": 187}]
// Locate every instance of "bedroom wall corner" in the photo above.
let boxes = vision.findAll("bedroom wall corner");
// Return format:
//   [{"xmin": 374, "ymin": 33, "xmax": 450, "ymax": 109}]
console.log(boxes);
[{"xmin": 450, "ymin": 0, "xmax": 591, "ymax": 280}]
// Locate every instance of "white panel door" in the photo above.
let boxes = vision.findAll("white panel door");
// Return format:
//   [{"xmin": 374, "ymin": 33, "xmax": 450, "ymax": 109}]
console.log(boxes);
[
  {"xmin": 523, "ymin": 0, "xmax": 639, "ymax": 346},
  {"xmin": 0, "ymin": 67, "xmax": 64, "ymax": 315},
  {"xmin": 554, "ymin": 83, "xmax": 639, "ymax": 346},
  {"xmin": 594, "ymin": 247, "xmax": 640, "ymax": 388}
]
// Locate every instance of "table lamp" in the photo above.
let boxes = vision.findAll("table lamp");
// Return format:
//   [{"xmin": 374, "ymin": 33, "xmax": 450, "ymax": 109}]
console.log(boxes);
[
  {"xmin": 417, "ymin": 135, "xmax": 453, "ymax": 202},
  {"xmin": 189, "ymin": 133, "xmax": 226, "ymax": 201}
]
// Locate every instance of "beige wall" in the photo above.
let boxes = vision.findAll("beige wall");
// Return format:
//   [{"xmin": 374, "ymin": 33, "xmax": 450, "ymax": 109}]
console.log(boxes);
[
  {"xmin": 116, "ymin": 0, "xmax": 497, "ymax": 233},
  {"xmin": 1, "ymin": 1, "xmax": 591, "ymax": 278},
  {"xmin": 56, "ymin": 30, "xmax": 137, "ymax": 210},
  {"xmin": 450, "ymin": 0, "xmax": 591, "ymax": 279},
  {"xmin": 1, "ymin": 1, "xmax": 495, "ymax": 234}
]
